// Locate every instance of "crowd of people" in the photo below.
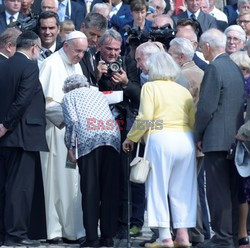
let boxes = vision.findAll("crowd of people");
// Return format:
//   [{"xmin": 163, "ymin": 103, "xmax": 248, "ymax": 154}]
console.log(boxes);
[{"xmin": 0, "ymin": 0, "xmax": 250, "ymax": 247}]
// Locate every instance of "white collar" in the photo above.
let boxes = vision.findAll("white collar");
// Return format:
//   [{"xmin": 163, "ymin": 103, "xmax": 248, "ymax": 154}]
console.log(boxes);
[
  {"xmin": 5, "ymin": 11, "xmax": 19, "ymax": 21},
  {"xmin": 0, "ymin": 52, "xmax": 8, "ymax": 59},
  {"xmin": 42, "ymin": 41, "xmax": 57, "ymax": 53},
  {"xmin": 187, "ymin": 9, "xmax": 200, "ymax": 19},
  {"xmin": 17, "ymin": 51, "xmax": 30, "ymax": 59},
  {"xmin": 113, "ymin": 1, "xmax": 122, "ymax": 11}
]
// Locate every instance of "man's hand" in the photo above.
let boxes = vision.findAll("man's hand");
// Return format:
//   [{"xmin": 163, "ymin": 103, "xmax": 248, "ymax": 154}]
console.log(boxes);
[
  {"xmin": 236, "ymin": 132, "xmax": 247, "ymax": 141},
  {"xmin": 97, "ymin": 60, "xmax": 108, "ymax": 81},
  {"xmin": 197, "ymin": 141, "xmax": 202, "ymax": 152},
  {"xmin": 0, "ymin": 124, "xmax": 7, "ymax": 138},
  {"xmin": 68, "ymin": 149, "xmax": 77, "ymax": 163},
  {"xmin": 111, "ymin": 69, "xmax": 129, "ymax": 87}
]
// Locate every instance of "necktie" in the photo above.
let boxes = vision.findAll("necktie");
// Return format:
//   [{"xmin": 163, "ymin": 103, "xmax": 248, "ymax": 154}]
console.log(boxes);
[
  {"xmin": 190, "ymin": 13, "xmax": 196, "ymax": 21},
  {"xmin": 44, "ymin": 50, "xmax": 52, "ymax": 58},
  {"xmin": 9, "ymin": 16, "xmax": 14, "ymax": 25}
]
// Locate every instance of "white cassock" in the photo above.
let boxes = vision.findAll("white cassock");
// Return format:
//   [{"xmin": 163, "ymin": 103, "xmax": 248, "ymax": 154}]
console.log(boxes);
[{"xmin": 39, "ymin": 48, "xmax": 85, "ymax": 240}]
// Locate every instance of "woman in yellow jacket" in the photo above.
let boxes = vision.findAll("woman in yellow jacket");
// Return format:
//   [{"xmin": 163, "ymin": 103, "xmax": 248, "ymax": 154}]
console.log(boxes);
[{"xmin": 123, "ymin": 51, "xmax": 197, "ymax": 248}]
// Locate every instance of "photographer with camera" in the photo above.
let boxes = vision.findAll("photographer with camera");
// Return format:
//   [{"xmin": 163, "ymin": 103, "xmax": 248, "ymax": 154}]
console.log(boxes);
[{"xmin": 96, "ymin": 28, "xmax": 142, "ymax": 239}]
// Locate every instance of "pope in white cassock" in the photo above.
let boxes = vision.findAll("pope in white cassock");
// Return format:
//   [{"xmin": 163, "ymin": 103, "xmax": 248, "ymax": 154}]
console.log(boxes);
[{"xmin": 39, "ymin": 31, "xmax": 88, "ymax": 241}]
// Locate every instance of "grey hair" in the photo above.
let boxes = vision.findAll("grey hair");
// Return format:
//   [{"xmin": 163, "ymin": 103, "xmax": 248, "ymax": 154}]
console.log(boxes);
[
  {"xmin": 136, "ymin": 41, "xmax": 161, "ymax": 58},
  {"xmin": 224, "ymin": 25, "xmax": 246, "ymax": 42},
  {"xmin": 92, "ymin": 3, "xmax": 110, "ymax": 17},
  {"xmin": 63, "ymin": 74, "xmax": 89, "ymax": 93},
  {"xmin": 98, "ymin": 29, "xmax": 122, "ymax": 45},
  {"xmin": 238, "ymin": 0, "xmax": 250, "ymax": 8},
  {"xmin": 153, "ymin": 14, "xmax": 174, "ymax": 28},
  {"xmin": 41, "ymin": 0, "xmax": 58, "ymax": 8},
  {"xmin": 200, "ymin": 28, "xmax": 226, "ymax": 50},
  {"xmin": 147, "ymin": 51, "xmax": 180, "ymax": 81},
  {"xmin": 169, "ymin": 37, "xmax": 194, "ymax": 62},
  {"xmin": 151, "ymin": 0, "xmax": 166, "ymax": 10},
  {"xmin": 230, "ymin": 50, "xmax": 250, "ymax": 69}
]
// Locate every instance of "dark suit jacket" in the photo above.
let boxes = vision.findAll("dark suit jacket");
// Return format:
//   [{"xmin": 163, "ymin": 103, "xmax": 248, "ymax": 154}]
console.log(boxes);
[
  {"xmin": 0, "ymin": 11, "xmax": 26, "ymax": 34},
  {"xmin": 0, "ymin": 52, "xmax": 48, "ymax": 152},
  {"xmin": 193, "ymin": 53, "xmax": 207, "ymax": 71},
  {"xmin": 66, "ymin": 0, "xmax": 86, "ymax": 30},
  {"xmin": 73, "ymin": 0, "xmax": 103, "ymax": 12},
  {"xmin": 110, "ymin": 3, "xmax": 133, "ymax": 30},
  {"xmin": 0, "ymin": 53, "xmax": 7, "ymax": 63},
  {"xmin": 173, "ymin": 10, "xmax": 217, "ymax": 34},
  {"xmin": 195, "ymin": 53, "xmax": 244, "ymax": 153},
  {"xmin": 223, "ymin": 3, "xmax": 238, "ymax": 26},
  {"xmin": 80, "ymin": 48, "xmax": 98, "ymax": 87}
]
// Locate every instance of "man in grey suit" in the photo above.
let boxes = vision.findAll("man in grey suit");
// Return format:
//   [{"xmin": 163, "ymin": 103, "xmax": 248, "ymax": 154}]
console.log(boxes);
[
  {"xmin": 195, "ymin": 28, "xmax": 244, "ymax": 248},
  {"xmin": 173, "ymin": 0, "xmax": 217, "ymax": 35}
]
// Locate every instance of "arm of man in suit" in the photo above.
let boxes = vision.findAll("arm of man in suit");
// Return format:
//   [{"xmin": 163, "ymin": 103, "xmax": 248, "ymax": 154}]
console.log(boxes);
[
  {"xmin": 2, "ymin": 63, "xmax": 40, "ymax": 131},
  {"xmin": 195, "ymin": 64, "xmax": 221, "ymax": 143}
]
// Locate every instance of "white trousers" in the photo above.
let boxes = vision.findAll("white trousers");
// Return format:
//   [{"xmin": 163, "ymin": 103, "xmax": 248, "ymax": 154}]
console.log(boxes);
[{"xmin": 146, "ymin": 131, "xmax": 197, "ymax": 229}]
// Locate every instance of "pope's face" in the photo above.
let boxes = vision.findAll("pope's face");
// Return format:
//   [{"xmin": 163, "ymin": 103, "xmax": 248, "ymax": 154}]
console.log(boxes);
[{"xmin": 64, "ymin": 38, "xmax": 88, "ymax": 64}]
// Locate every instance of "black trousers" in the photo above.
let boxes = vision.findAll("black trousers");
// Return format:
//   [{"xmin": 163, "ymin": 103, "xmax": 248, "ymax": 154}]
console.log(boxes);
[
  {"xmin": 78, "ymin": 146, "xmax": 120, "ymax": 241},
  {"xmin": 204, "ymin": 151, "xmax": 239, "ymax": 246},
  {"xmin": 0, "ymin": 147, "xmax": 38, "ymax": 241}
]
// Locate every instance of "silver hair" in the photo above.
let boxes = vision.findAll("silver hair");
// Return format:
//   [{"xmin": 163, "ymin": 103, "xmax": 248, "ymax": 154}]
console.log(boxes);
[
  {"xmin": 63, "ymin": 74, "xmax": 89, "ymax": 93},
  {"xmin": 92, "ymin": 3, "xmax": 110, "ymax": 17},
  {"xmin": 98, "ymin": 29, "xmax": 122, "ymax": 45},
  {"xmin": 230, "ymin": 50, "xmax": 250, "ymax": 70},
  {"xmin": 169, "ymin": 37, "xmax": 194, "ymax": 62},
  {"xmin": 147, "ymin": 51, "xmax": 180, "ymax": 81},
  {"xmin": 200, "ymin": 28, "xmax": 226, "ymax": 50},
  {"xmin": 41, "ymin": 0, "xmax": 58, "ymax": 8},
  {"xmin": 151, "ymin": 0, "xmax": 166, "ymax": 10},
  {"xmin": 136, "ymin": 41, "xmax": 161, "ymax": 58},
  {"xmin": 224, "ymin": 25, "xmax": 246, "ymax": 42},
  {"xmin": 238, "ymin": 0, "xmax": 250, "ymax": 8}
]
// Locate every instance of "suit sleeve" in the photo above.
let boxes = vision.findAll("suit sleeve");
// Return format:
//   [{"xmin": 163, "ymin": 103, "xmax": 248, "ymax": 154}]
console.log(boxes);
[
  {"xmin": 194, "ymin": 64, "xmax": 221, "ymax": 142},
  {"xmin": 3, "ymin": 63, "xmax": 40, "ymax": 130}
]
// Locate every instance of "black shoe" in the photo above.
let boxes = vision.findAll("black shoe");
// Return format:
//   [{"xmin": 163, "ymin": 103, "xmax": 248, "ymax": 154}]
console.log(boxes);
[
  {"xmin": 80, "ymin": 239, "xmax": 100, "ymax": 247},
  {"xmin": 5, "ymin": 238, "xmax": 40, "ymax": 247},
  {"xmin": 47, "ymin": 237, "xmax": 63, "ymax": 244},
  {"xmin": 62, "ymin": 237, "xmax": 79, "ymax": 244},
  {"xmin": 139, "ymin": 235, "xmax": 157, "ymax": 247},
  {"xmin": 100, "ymin": 237, "xmax": 114, "ymax": 247},
  {"xmin": 238, "ymin": 237, "xmax": 249, "ymax": 245},
  {"xmin": 115, "ymin": 226, "xmax": 128, "ymax": 240}
]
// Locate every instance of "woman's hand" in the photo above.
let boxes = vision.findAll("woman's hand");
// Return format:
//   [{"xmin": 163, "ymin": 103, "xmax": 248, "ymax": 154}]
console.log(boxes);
[
  {"xmin": 236, "ymin": 132, "xmax": 247, "ymax": 141},
  {"xmin": 68, "ymin": 149, "xmax": 77, "ymax": 163},
  {"xmin": 122, "ymin": 138, "xmax": 134, "ymax": 153}
]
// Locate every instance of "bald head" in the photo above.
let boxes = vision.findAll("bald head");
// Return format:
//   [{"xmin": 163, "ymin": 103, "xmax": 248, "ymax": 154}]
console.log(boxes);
[{"xmin": 152, "ymin": 14, "xmax": 174, "ymax": 29}]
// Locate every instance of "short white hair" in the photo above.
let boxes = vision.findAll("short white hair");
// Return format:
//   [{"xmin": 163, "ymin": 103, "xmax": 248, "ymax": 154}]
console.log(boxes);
[
  {"xmin": 200, "ymin": 28, "xmax": 226, "ymax": 50},
  {"xmin": 136, "ymin": 41, "xmax": 162, "ymax": 58},
  {"xmin": 147, "ymin": 51, "xmax": 180, "ymax": 81},
  {"xmin": 238, "ymin": 0, "xmax": 250, "ymax": 8},
  {"xmin": 92, "ymin": 3, "xmax": 110, "ymax": 17},
  {"xmin": 41, "ymin": 0, "xmax": 58, "ymax": 8},
  {"xmin": 224, "ymin": 25, "xmax": 246, "ymax": 42},
  {"xmin": 63, "ymin": 74, "xmax": 89, "ymax": 93},
  {"xmin": 169, "ymin": 37, "xmax": 194, "ymax": 62}
]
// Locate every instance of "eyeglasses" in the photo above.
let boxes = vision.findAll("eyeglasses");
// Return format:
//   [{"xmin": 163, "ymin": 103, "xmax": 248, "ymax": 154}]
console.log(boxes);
[
  {"xmin": 237, "ymin": 20, "xmax": 250, "ymax": 25},
  {"xmin": 226, "ymin": 36, "xmax": 242, "ymax": 43},
  {"xmin": 35, "ymin": 44, "xmax": 43, "ymax": 54}
]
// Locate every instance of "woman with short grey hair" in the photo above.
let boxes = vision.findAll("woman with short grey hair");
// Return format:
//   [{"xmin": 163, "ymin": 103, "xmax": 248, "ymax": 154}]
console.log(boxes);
[
  {"xmin": 61, "ymin": 74, "xmax": 121, "ymax": 247},
  {"xmin": 123, "ymin": 51, "xmax": 197, "ymax": 248}
]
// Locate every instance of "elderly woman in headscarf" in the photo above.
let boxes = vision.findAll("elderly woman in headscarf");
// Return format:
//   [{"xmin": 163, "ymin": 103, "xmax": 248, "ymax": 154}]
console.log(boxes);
[
  {"xmin": 123, "ymin": 51, "xmax": 197, "ymax": 248},
  {"xmin": 61, "ymin": 74, "xmax": 121, "ymax": 248}
]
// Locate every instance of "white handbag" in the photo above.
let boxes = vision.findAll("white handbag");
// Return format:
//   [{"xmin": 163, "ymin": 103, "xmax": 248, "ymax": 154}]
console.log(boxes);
[{"xmin": 129, "ymin": 129, "xmax": 151, "ymax": 184}]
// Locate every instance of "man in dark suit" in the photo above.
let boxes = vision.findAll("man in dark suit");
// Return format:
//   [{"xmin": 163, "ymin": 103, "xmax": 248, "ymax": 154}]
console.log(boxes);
[
  {"xmin": 173, "ymin": 0, "xmax": 217, "ymax": 34},
  {"xmin": 80, "ymin": 12, "xmax": 107, "ymax": 86},
  {"xmin": 57, "ymin": 0, "xmax": 86, "ymax": 30},
  {"xmin": 37, "ymin": 11, "xmax": 61, "ymax": 64},
  {"xmin": 109, "ymin": 0, "xmax": 133, "ymax": 29},
  {"xmin": 0, "ymin": 27, "xmax": 21, "ymax": 62},
  {"xmin": 0, "ymin": 0, "xmax": 26, "ymax": 34},
  {"xmin": 0, "ymin": 31, "xmax": 48, "ymax": 247},
  {"xmin": 195, "ymin": 28, "xmax": 245, "ymax": 248}
]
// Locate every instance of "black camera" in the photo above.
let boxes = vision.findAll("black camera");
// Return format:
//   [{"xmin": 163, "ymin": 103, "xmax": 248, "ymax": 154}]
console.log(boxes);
[
  {"xmin": 105, "ymin": 56, "xmax": 122, "ymax": 78},
  {"xmin": 125, "ymin": 25, "xmax": 176, "ymax": 49}
]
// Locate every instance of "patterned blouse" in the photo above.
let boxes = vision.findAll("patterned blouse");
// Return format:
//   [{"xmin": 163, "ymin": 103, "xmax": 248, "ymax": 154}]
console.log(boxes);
[{"xmin": 62, "ymin": 87, "xmax": 121, "ymax": 158}]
